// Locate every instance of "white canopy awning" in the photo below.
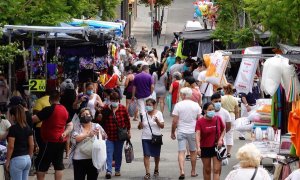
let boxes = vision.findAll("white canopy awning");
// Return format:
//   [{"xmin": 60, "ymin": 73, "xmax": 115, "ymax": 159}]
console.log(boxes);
[{"xmin": 4, "ymin": 25, "xmax": 87, "ymax": 35}]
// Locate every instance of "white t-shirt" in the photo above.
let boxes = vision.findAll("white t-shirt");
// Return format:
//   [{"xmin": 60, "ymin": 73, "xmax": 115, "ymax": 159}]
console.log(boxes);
[
  {"xmin": 198, "ymin": 71, "xmax": 213, "ymax": 97},
  {"xmin": 225, "ymin": 167, "xmax": 271, "ymax": 180},
  {"xmin": 172, "ymin": 100, "xmax": 202, "ymax": 134},
  {"xmin": 215, "ymin": 108, "xmax": 232, "ymax": 126},
  {"xmin": 141, "ymin": 111, "xmax": 164, "ymax": 139},
  {"xmin": 73, "ymin": 123, "xmax": 102, "ymax": 160},
  {"xmin": 286, "ymin": 169, "xmax": 300, "ymax": 180},
  {"xmin": 169, "ymin": 64, "xmax": 184, "ymax": 76},
  {"xmin": 0, "ymin": 119, "xmax": 10, "ymax": 138}
]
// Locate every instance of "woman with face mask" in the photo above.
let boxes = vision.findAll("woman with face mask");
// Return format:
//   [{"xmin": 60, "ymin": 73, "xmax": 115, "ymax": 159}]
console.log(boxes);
[
  {"xmin": 74, "ymin": 82, "xmax": 104, "ymax": 118},
  {"xmin": 70, "ymin": 108, "xmax": 107, "ymax": 180},
  {"xmin": 195, "ymin": 102, "xmax": 225, "ymax": 180},
  {"xmin": 137, "ymin": 98, "xmax": 164, "ymax": 179},
  {"xmin": 98, "ymin": 92, "xmax": 131, "ymax": 179}
]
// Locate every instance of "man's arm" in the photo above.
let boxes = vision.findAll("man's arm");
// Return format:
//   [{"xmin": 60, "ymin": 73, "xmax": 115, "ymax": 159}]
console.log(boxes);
[
  {"xmin": 171, "ymin": 115, "xmax": 179, "ymax": 140},
  {"xmin": 225, "ymin": 122, "xmax": 231, "ymax": 133},
  {"xmin": 131, "ymin": 85, "xmax": 136, "ymax": 100}
]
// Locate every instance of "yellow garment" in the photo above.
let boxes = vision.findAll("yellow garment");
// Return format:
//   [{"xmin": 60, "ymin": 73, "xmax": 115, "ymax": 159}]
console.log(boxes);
[
  {"xmin": 175, "ymin": 41, "xmax": 187, "ymax": 59},
  {"xmin": 257, "ymin": 105, "xmax": 272, "ymax": 113},
  {"xmin": 221, "ymin": 95, "xmax": 238, "ymax": 113},
  {"xmin": 33, "ymin": 95, "xmax": 50, "ymax": 127},
  {"xmin": 99, "ymin": 74, "xmax": 108, "ymax": 85},
  {"xmin": 111, "ymin": 44, "xmax": 117, "ymax": 59}
]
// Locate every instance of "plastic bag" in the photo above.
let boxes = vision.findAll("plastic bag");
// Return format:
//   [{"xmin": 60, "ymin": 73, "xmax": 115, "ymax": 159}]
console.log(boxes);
[
  {"xmin": 166, "ymin": 94, "xmax": 172, "ymax": 113},
  {"xmin": 128, "ymin": 100, "xmax": 137, "ymax": 117},
  {"xmin": 205, "ymin": 51, "xmax": 229, "ymax": 85},
  {"xmin": 124, "ymin": 140, "xmax": 134, "ymax": 163},
  {"xmin": 92, "ymin": 132, "xmax": 106, "ymax": 171},
  {"xmin": 235, "ymin": 46, "xmax": 262, "ymax": 94}
]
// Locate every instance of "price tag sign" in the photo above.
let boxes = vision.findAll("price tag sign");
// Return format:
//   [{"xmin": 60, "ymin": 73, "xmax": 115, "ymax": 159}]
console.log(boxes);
[{"xmin": 29, "ymin": 79, "xmax": 46, "ymax": 92}]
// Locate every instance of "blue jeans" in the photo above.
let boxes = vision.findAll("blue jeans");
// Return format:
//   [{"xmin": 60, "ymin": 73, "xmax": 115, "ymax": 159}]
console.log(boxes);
[
  {"xmin": 10, "ymin": 155, "xmax": 31, "ymax": 180},
  {"xmin": 106, "ymin": 140, "xmax": 124, "ymax": 173}
]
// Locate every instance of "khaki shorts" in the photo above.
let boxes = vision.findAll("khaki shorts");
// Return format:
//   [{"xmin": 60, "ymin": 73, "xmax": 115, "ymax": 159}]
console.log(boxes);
[{"xmin": 177, "ymin": 132, "xmax": 196, "ymax": 152}]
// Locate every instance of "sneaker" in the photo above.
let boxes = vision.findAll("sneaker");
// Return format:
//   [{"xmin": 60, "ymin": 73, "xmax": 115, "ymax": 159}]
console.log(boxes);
[
  {"xmin": 115, "ymin": 172, "xmax": 121, "ymax": 176},
  {"xmin": 239, "ymin": 137, "xmax": 246, "ymax": 140},
  {"xmin": 105, "ymin": 172, "xmax": 112, "ymax": 179}
]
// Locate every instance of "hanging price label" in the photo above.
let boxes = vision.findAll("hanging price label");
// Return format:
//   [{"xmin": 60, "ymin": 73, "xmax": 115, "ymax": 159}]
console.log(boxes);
[{"xmin": 29, "ymin": 79, "xmax": 46, "ymax": 92}]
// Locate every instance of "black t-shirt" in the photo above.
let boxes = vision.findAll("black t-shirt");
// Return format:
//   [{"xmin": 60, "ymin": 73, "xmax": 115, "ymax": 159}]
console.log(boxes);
[{"xmin": 7, "ymin": 123, "xmax": 33, "ymax": 158}]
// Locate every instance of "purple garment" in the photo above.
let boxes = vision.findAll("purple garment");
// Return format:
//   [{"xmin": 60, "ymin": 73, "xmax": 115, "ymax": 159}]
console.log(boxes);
[{"xmin": 133, "ymin": 72, "xmax": 153, "ymax": 99}]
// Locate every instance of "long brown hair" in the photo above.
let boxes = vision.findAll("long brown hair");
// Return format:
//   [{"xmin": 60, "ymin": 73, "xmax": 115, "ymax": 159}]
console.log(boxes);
[{"xmin": 9, "ymin": 105, "xmax": 27, "ymax": 128}]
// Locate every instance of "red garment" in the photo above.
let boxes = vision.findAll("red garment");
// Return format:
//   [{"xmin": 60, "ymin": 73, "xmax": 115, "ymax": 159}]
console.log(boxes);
[
  {"xmin": 104, "ymin": 74, "xmax": 119, "ymax": 89},
  {"xmin": 38, "ymin": 105, "xmax": 69, "ymax": 143},
  {"xmin": 191, "ymin": 87, "xmax": 201, "ymax": 103},
  {"xmin": 195, "ymin": 116, "xmax": 225, "ymax": 147},
  {"xmin": 101, "ymin": 104, "xmax": 131, "ymax": 141},
  {"xmin": 171, "ymin": 81, "xmax": 180, "ymax": 104}
]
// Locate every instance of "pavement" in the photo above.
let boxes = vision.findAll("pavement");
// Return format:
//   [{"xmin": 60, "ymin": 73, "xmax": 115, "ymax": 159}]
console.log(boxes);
[{"xmin": 29, "ymin": 0, "xmax": 252, "ymax": 179}]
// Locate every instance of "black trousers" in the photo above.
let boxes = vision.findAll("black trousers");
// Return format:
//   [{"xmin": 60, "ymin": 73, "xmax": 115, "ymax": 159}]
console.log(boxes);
[{"xmin": 73, "ymin": 159, "xmax": 99, "ymax": 180}]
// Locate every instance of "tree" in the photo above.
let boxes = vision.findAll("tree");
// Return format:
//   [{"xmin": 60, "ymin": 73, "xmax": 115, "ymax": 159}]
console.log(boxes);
[
  {"xmin": 0, "ymin": 0, "xmax": 98, "ymax": 26},
  {"xmin": 94, "ymin": 0, "xmax": 122, "ymax": 21},
  {"xmin": 244, "ymin": 0, "xmax": 300, "ymax": 45},
  {"xmin": 139, "ymin": 0, "xmax": 173, "ymax": 6}
]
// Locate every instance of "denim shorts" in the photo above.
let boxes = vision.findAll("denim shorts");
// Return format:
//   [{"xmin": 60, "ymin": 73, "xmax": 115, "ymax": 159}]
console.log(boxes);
[{"xmin": 177, "ymin": 132, "xmax": 196, "ymax": 152}]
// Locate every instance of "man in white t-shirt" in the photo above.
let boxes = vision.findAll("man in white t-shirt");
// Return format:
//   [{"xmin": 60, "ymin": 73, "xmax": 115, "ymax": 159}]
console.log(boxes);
[
  {"xmin": 211, "ymin": 93, "xmax": 232, "ymax": 157},
  {"xmin": 171, "ymin": 87, "xmax": 202, "ymax": 178},
  {"xmin": 198, "ymin": 70, "xmax": 213, "ymax": 105}
]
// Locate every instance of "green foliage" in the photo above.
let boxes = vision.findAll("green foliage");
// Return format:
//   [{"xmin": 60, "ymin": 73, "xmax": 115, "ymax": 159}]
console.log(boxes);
[
  {"xmin": 139, "ymin": 0, "xmax": 173, "ymax": 6},
  {"xmin": 0, "ymin": 42, "xmax": 24, "ymax": 64},
  {"xmin": 94, "ymin": 0, "xmax": 122, "ymax": 21},
  {"xmin": 0, "ymin": 0, "xmax": 98, "ymax": 25},
  {"xmin": 243, "ymin": 0, "xmax": 300, "ymax": 45}
]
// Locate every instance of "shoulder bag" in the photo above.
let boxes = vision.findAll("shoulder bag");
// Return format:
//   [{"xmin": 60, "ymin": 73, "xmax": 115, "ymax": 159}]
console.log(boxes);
[
  {"xmin": 145, "ymin": 113, "xmax": 163, "ymax": 145},
  {"xmin": 112, "ymin": 112, "xmax": 128, "ymax": 141},
  {"xmin": 250, "ymin": 167, "xmax": 258, "ymax": 180},
  {"xmin": 79, "ymin": 136, "xmax": 94, "ymax": 158},
  {"xmin": 214, "ymin": 117, "xmax": 226, "ymax": 160}
]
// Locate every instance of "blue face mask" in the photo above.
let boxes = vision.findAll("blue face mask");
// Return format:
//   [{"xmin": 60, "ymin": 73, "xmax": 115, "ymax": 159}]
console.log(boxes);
[
  {"xmin": 214, "ymin": 102, "xmax": 222, "ymax": 111},
  {"xmin": 145, "ymin": 106, "xmax": 154, "ymax": 112},
  {"xmin": 86, "ymin": 90, "xmax": 93, "ymax": 96},
  {"xmin": 220, "ymin": 90, "xmax": 225, "ymax": 96},
  {"xmin": 207, "ymin": 111, "xmax": 215, "ymax": 118},
  {"xmin": 111, "ymin": 102, "xmax": 119, "ymax": 108}
]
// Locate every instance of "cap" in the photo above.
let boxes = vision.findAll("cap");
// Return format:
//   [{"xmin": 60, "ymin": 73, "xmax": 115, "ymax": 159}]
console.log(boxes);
[{"xmin": 8, "ymin": 96, "xmax": 24, "ymax": 107}]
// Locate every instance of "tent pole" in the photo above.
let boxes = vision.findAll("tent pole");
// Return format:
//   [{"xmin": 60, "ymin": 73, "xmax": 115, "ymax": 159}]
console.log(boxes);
[
  {"xmin": 8, "ymin": 30, "xmax": 12, "ymax": 98},
  {"xmin": 45, "ymin": 33, "xmax": 48, "ymax": 81},
  {"xmin": 30, "ymin": 32, "xmax": 34, "ymax": 79}
]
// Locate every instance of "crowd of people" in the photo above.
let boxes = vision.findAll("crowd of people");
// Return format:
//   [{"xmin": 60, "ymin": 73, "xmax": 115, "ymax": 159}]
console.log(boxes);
[{"xmin": 0, "ymin": 44, "xmax": 273, "ymax": 180}]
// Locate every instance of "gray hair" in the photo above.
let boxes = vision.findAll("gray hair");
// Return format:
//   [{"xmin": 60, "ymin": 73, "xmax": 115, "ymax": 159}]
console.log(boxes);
[{"xmin": 180, "ymin": 87, "xmax": 192, "ymax": 98}]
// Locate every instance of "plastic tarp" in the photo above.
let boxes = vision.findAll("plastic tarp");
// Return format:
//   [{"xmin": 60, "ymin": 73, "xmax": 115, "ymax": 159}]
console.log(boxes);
[
  {"xmin": 69, "ymin": 19, "xmax": 125, "ymax": 36},
  {"xmin": 177, "ymin": 30, "xmax": 213, "ymax": 41}
]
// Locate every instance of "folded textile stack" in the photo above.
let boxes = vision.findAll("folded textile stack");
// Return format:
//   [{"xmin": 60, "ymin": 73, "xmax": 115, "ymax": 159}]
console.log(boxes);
[{"xmin": 252, "ymin": 105, "xmax": 272, "ymax": 126}]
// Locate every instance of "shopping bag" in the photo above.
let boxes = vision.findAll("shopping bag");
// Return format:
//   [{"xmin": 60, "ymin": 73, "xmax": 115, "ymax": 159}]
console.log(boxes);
[
  {"xmin": 128, "ymin": 100, "xmax": 137, "ymax": 117},
  {"xmin": 92, "ymin": 132, "xmax": 106, "ymax": 171},
  {"xmin": 79, "ymin": 137, "xmax": 94, "ymax": 158},
  {"xmin": 166, "ymin": 94, "xmax": 172, "ymax": 113},
  {"xmin": 124, "ymin": 140, "xmax": 134, "ymax": 163}
]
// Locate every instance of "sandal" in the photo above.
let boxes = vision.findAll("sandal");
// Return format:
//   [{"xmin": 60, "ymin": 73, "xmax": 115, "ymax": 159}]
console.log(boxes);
[
  {"xmin": 185, "ymin": 155, "xmax": 191, "ymax": 161},
  {"xmin": 179, "ymin": 174, "xmax": 185, "ymax": 179},
  {"xmin": 144, "ymin": 173, "xmax": 151, "ymax": 180},
  {"xmin": 153, "ymin": 170, "xmax": 159, "ymax": 177}
]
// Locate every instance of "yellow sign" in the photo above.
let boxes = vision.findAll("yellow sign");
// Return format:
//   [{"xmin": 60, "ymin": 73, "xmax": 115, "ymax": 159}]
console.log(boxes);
[{"xmin": 29, "ymin": 79, "xmax": 46, "ymax": 92}]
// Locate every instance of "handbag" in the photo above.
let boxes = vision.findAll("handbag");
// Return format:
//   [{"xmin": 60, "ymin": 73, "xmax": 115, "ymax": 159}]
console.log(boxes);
[
  {"xmin": 113, "ymin": 112, "xmax": 128, "ymax": 141},
  {"xmin": 214, "ymin": 118, "xmax": 226, "ymax": 161},
  {"xmin": 145, "ymin": 113, "xmax": 163, "ymax": 145},
  {"xmin": 79, "ymin": 137, "xmax": 94, "ymax": 158},
  {"xmin": 92, "ymin": 131, "xmax": 106, "ymax": 171},
  {"xmin": 124, "ymin": 140, "xmax": 134, "ymax": 163}
]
